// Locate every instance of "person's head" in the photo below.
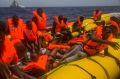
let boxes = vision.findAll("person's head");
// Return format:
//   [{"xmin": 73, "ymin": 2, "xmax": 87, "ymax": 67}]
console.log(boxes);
[
  {"xmin": 0, "ymin": 21, "xmax": 6, "ymax": 44},
  {"xmin": 14, "ymin": 42, "xmax": 27, "ymax": 59},
  {"xmin": 26, "ymin": 21, "xmax": 32, "ymax": 30},
  {"xmin": 61, "ymin": 28, "xmax": 72, "ymax": 42},
  {"xmin": 78, "ymin": 16, "xmax": 84, "ymax": 22},
  {"xmin": 32, "ymin": 16, "xmax": 38, "ymax": 26},
  {"xmin": 72, "ymin": 21, "xmax": 79, "ymax": 32},
  {"xmin": 52, "ymin": 32, "xmax": 63, "ymax": 43},
  {"xmin": 103, "ymin": 26, "xmax": 111, "ymax": 33},
  {"xmin": 58, "ymin": 15, "xmax": 64, "ymax": 23},
  {"xmin": 102, "ymin": 26, "xmax": 113, "ymax": 39},
  {"xmin": 30, "ymin": 53, "xmax": 38, "ymax": 62},
  {"xmin": 63, "ymin": 17, "xmax": 68, "ymax": 24},
  {"xmin": 12, "ymin": 15, "xmax": 19, "ymax": 27},
  {"xmin": 37, "ymin": 8, "xmax": 43, "ymax": 16}
]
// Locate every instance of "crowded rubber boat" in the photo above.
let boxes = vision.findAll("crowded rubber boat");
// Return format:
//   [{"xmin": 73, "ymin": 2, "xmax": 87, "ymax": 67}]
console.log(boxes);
[{"xmin": 0, "ymin": 8, "xmax": 120, "ymax": 79}]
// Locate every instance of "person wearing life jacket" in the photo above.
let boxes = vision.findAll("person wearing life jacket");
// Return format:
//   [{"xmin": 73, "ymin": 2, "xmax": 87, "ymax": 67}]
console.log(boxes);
[
  {"xmin": 32, "ymin": 8, "xmax": 47, "ymax": 30},
  {"xmin": 47, "ymin": 33, "xmax": 71, "ymax": 68},
  {"xmin": 8, "ymin": 15, "xmax": 25, "ymax": 45},
  {"xmin": 23, "ymin": 52, "xmax": 48, "ymax": 77},
  {"xmin": 24, "ymin": 21, "xmax": 38, "ymax": 52},
  {"xmin": 83, "ymin": 24, "xmax": 120, "ymax": 56},
  {"xmin": 61, "ymin": 22, "xmax": 120, "ymax": 63},
  {"xmin": 8, "ymin": 15, "xmax": 28, "ymax": 61},
  {"xmin": 48, "ymin": 32, "xmax": 71, "ymax": 50},
  {"xmin": 0, "ymin": 21, "xmax": 19, "ymax": 64},
  {"xmin": 0, "ymin": 21, "xmax": 25, "ymax": 79},
  {"xmin": 68, "ymin": 16, "xmax": 86, "ymax": 44},
  {"xmin": 71, "ymin": 16, "xmax": 85, "ymax": 37},
  {"xmin": 72, "ymin": 16, "xmax": 84, "ymax": 32},
  {"xmin": 53, "ymin": 15, "xmax": 68, "ymax": 33},
  {"xmin": 93, "ymin": 9, "xmax": 102, "ymax": 21},
  {"xmin": 68, "ymin": 32, "xmax": 86, "ymax": 45}
]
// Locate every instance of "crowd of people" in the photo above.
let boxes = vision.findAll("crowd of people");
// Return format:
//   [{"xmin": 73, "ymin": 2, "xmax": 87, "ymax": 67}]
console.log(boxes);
[{"xmin": 0, "ymin": 8, "xmax": 120, "ymax": 79}]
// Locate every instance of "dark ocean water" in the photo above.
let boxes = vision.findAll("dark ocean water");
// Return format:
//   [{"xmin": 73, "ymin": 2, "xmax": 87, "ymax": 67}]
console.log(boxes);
[{"xmin": 0, "ymin": 6, "xmax": 120, "ymax": 25}]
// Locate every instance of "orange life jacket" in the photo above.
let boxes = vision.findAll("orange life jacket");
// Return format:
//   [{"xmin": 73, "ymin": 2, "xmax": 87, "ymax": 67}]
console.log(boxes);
[
  {"xmin": 1, "ymin": 37, "xmax": 19, "ymax": 64},
  {"xmin": 12, "ymin": 39, "xmax": 22, "ymax": 45},
  {"xmin": 8, "ymin": 18, "xmax": 25, "ymax": 41},
  {"xmin": 98, "ymin": 34, "xmax": 113, "ymax": 52},
  {"xmin": 93, "ymin": 11, "xmax": 102, "ymax": 20},
  {"xmin": 37, "ymin": 54, "xmax": 48, "ymax": 70},
  {"xmin": 33, "ymin": 11, "xmax": 47, "ymax": 30},
  {"xmin": 84, "ymin": 26, "xmax": 113, "ymax": 56},
  {"xmin": 48, "ymin": 44, "xmax": 71, "ymax": 50},
  {"xmin": 54, "ymin": 16, "xmax": 68, "ymax": 32},
  {"xmin": 24, "ymin": 21, "xmax": 37, "ymax": 41},
  {"xmin": 37, "ymin": 31, "xmax": 53, "ymax": 42},
  {"xmin": 23, "ymin": 54, "xmax": 48, "ymax": 71},
  {"xmin": 55, "ymin": 21, "xmax": 66, "ymax": 32},
  {"xmin": 23, "ymin": 62, "xmax": 42, "ymax": 71},
  {"xmin": 68, "ymin": 33, "xmax": 86, "ymax": 44}
]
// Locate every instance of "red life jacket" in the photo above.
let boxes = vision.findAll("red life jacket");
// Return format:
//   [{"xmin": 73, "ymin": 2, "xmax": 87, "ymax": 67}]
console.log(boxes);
[
  {"xmin": 33, "ymin": 11, "xmax": 47, "ymax": 30},
  {"xmin": 23, "ymin": 54, "xmax": 48, "ymax": 71},
  {"xmin": 68, "ymin": 33, "xmax": 86, "ymax": 44},
  {"xmin": 1, "ymin": 37, "xmax": 19, "ymax": 64},
  {"xmin": 55, "ymin": 20, "xmax": 66, "ymax": 32},
  {"xmin": 54, "ymin": 16, "xmax": 68, "ymax": 32},
  {"xmin": 8, "ymin": 18, "xmax": 25, "ymax": 41},
  {"xmin": 24, "ymin": 21, "xmax": 37, "ymax": 41},
  {"xmin": 93, "ymin": 10, "xmax": 102, "ymax": 20},
  {"xmin": 48, "ymin": 44, "xmax": 71, "ymax": 50}
]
